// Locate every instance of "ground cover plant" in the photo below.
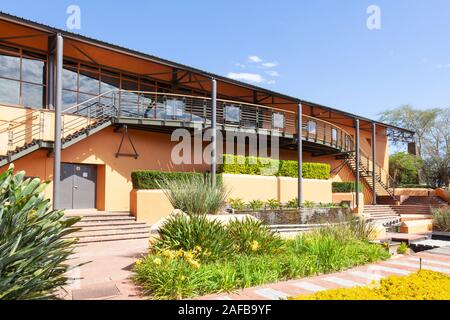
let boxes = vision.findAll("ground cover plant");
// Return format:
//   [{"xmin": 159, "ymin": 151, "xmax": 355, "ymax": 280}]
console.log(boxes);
[
  {"xmin": 134, "ymin": 216, "xmax": 389, "ymax": 299},
  {"xmin": 433, "ymin": 207, "xmax": 450, "ymax": 232},
  {"xmin": 291, "ymin": 270, "xmax": 450, "ymax": 300},
  {"xmin": 0, "ymin": 165, "xmax": 80, "ymax": 300}
]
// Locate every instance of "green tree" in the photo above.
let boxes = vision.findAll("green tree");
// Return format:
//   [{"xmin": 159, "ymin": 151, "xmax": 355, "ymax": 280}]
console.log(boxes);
[
  {"xmin": 389, "ymin": 152, "xmax": 424, "ymax": 186},
  {"xmin": 379, "ymin": 105, "xmax": 439, "ymax": 157}
]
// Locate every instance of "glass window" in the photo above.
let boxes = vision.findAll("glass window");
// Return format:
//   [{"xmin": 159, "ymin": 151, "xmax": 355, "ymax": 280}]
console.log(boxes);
[
  {"xmin": 22, "ymin": 57, "xmax": 46, "ymax": 84},
  {"xmin": 100, "ymin": 74, "xmax": 120, "ymax": 93},
  {"xmin": 63, "ymin": 67, "xmax": 78, "ymax": 91},
  {"xmin": 0, "ymin": 53, "xmax": 20, "ymax": 80},
  {"xmin": 22, "ymin": 83, "xmax": 45, "ymax": 108},
  {"xmin": 332, "ymin": 128, "xmax": 338, "ymax": 143},
  {"xmin": 79, "ymin": 70, "xmax": 100, "ymax": 95},
  {"xmin": 272, "ymin": 113, "xmax": 285, "ymax": 129},
  {"xmin": 225, "ymin": 105, "xmax": 240, "ymax": 123},
  {"xmin": 62, "ymin": 90, "xmax": 78, "ymax": 111},
  {"xmin": 0, "ymin": 78, "xmax": 20, "ymax": 104}
]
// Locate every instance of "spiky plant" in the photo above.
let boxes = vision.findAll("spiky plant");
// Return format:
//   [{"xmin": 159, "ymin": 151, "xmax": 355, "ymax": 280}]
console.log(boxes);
[
  {"xmin": 0, "ymin": 165, "xmax": 80, "ymax": 300},
  {"xmin": 157, "ymin": 174, "xmax": 229, "ymax": 216}
]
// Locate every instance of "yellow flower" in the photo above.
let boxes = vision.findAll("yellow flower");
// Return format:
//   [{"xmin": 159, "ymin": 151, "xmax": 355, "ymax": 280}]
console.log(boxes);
[
  {"xmin": 180, "ymin": 275, "xmax": 186, "ymax": 281},
  {"xmin": 250, "ymin": 240, "xmax": 260, "ymax": 252},
  {"xmin": 135, "ymin": 259, "xmax": 142, "ymax": 266},
  {"xmin": 189, "ymin": 259, "xmax": 201, "ymax": 269},
  {"xmin": 153, "ymin": 257, "xmax": 162, "ymax": 265},
  {"xmin": 183, "ymin": 251, "xmax": 195, "ymax": 260},
  {"xmin": 194, "ymin": 246, "xmax": 202, "ymax": 252},
  {"xmin": 161, "ymin": 249, "xmax": 176, "ymax": 260}
]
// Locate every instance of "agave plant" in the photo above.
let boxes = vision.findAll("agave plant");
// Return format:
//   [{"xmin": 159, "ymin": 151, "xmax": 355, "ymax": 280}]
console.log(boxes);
[
  {"xmin": 157, "ymin": 174, "xmax": 229, "ymax": 215},
  {"xmin": 0, "ymin": 165, "xmax": 80, "ymax": 300}
]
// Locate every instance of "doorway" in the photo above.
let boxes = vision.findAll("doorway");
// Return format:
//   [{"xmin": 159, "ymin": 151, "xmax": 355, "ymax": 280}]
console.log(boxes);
[{"xmin": 60, "ymin": 163, "xmax": 97, "ymax": 210}]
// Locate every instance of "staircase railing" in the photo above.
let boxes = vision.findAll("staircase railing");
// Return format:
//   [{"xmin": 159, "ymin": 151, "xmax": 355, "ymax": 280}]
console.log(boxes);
[
  {"xmin": 62, "ymin": 90, "xmax": 116, "ymax": 139},
  {"xmin": 0, "ymin": 110, "xmax": 46, "ymax": 156}
]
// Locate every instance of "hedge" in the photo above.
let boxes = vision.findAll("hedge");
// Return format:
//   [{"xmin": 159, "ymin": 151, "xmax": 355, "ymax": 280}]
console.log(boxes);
[
  {"xmin": 131, "ymin": 170, "xmax": 223, "ymax": 190},
  {"xmin": 332, "ymin": 182, "xmax": 364, "ymax": 193},
  {"xmin": 219, "ymin": 155, "xmax": 330, "ymax": 180}
]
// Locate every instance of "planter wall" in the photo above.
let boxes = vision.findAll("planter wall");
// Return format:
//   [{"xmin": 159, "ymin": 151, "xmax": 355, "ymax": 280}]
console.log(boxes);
[
  {"xmin": 223, "ymin": 174, "xmax": 332, "ymax": 203},
  {"xmin": 332, "ymin": 192, "xmax": 364, "ymax": 209},
  {"xmin": 130, "ymin": 189, "xmax": 174, "ymax": 225},
  {"xmin": 237, "ymin": 207, "xmax": 352, "ymax": 225}
]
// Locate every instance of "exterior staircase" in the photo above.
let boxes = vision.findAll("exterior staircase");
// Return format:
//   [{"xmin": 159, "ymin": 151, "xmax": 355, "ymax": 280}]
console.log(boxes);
[
  {"xmin": 401, "ymin": 196, "xmax": 447, "ymax": 207},
  {"xmin": 0, "ymin": 100, "xmax": 114, "ymax": 167},
  {"xmin": 363, "ymin": 205, "xmax": 401, "ymax": 227},
  {"xmin": 344, "ymin": 153, "xmax": 395, "ymax": 199},
  {"xmin": 65, "ymin": 212, "xmax": 150, "ymax": 244}
]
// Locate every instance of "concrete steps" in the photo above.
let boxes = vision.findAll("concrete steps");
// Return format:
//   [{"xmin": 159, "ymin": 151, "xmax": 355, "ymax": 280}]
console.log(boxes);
[{"xmin": 66, "ymin": 212, "xmax": 150, "ymax": 244}]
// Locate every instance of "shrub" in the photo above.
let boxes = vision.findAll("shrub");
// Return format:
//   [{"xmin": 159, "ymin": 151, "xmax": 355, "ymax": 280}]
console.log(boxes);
[
  {"xmin": 291, "ymin": 271, "xmax": 450, "ymax": 300},
  {"xmin": 248, "ymin": 200, "xmax": 264, "ymax": 211},
  {"xmin": 132, "ymin": 170, "xmax": 223, "ymax": 190},
  {"xmin": 226, "ymin": 217, "xmax": 284, "ymax": 255},
  {"xmin": 286, "ymin": 198, "xmax": 299, "ymax": 208},
  {"xmin": 220, "ymin": 154, "xmax": 330, "ymax": 179},
  {"xmin": 433, "ymin": 207, "xmax": 450, "ymax": 232},
  {"xmin": 266, "ymin": 199, "xmax": 281, "ymax": 210},
  {"xmin": 228, "ymin": 198, "xmax": 247, "ymax": 211},
  {"xmin": 332, "ymin": 182, "xmax": 364, "ymax": 193},
  {"xmin": 157, "ymin": 174, "xmax": 229, "ymax": 215},
  {"xmin": 397, "ymin": 242, "xmax": 409, "ymax": 255},
  {"xmin": 0, "ymin": 165, "xmax": 80, "ymax": 300},
  {"xmin": 154, "ymin": 215, "xmax": 234, "ymax": 261}
]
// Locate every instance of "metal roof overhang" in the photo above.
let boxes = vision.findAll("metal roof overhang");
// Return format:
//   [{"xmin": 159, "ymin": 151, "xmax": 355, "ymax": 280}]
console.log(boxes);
[{"xmin": 0, "ymin": 11, "xmax": 415, "ymax": 138}]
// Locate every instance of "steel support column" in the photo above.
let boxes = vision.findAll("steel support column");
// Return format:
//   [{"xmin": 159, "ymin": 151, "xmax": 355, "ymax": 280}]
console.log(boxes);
[
  {"xmin": 355, "ymin": 119, "xmax": 360, "ymax": 210},
  {"xmin": 53, "ymin": 33, "xmax": 63, "ymax": 210},
  {"xmin": 297, "ymin": 103, "xmax": 303, "ymax": 207},
  {"xmin": 372, "ymin": 123, "xmax": 377, "ymax": 205},
  {"xmin": 211, "ymin": 78, "xmax": 217, "ymax": 187}
]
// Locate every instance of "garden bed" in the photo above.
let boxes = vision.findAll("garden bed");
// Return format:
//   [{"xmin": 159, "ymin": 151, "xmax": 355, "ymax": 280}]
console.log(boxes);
[
  {"xmin": 133, "ymin": 216, "xmax": 389, "ymax": 300},
  {"xmin": 236, "ymin": 207, "xmax": 352, "ymax": 225}
]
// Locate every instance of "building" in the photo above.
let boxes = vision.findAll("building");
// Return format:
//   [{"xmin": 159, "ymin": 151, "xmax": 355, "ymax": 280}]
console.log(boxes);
[{"xmin": 0, "ymin": 12, "xmax": 415, "ymax": 214}]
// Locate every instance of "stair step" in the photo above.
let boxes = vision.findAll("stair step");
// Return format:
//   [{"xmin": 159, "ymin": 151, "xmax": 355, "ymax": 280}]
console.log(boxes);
[
  {"xmin": 73, "ymin": 223, "xmax": 148, "ymax": 231},
  {"xmin": 74, "ymin": 220, "xmax": 146, "ymax": 228},
  {"xmin": 72, "ymin": 233, "xmax": 150, "ymax": 244},
  {"xmin": 77, "ymin": 216, "xmax": 137, "ymax": 222},
  {"xmin": 66, "ymin": 228, "xmax": 150, "ymax": 239}
]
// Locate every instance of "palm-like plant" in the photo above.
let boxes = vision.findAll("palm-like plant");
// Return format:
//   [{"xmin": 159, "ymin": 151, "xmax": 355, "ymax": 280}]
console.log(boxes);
[{"xmin": 0, "ymin": 165, "xmax": 80, "ymax": 300}]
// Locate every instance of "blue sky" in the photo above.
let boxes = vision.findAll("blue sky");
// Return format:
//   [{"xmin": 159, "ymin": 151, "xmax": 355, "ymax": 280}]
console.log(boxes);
[{"xmin": 2, "ymin": 0, "xmax": 450, "ymax": 120}]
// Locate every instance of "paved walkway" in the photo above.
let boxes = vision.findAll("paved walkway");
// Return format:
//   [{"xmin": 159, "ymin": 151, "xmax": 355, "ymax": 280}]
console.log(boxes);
[
  {"xmin": 196, "ymin": 248, "xmax": 450, "ymax": 300},
  {"xmin": 58, "ymin": 239, "xmax": 148, "ymax": 300}
]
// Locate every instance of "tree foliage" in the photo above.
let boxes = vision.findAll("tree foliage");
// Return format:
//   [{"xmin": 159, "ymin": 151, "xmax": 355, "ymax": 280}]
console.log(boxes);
[
  {"xmin": 380, "ymin": 105, "xmax": 450, "ymax": 187},
  {"xmin": 389, "ymin": 152, "xmax": 424, "ymax": 186}
]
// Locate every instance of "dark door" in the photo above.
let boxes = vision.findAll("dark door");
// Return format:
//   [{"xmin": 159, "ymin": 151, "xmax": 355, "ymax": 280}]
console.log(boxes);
[{"xmin": 60, "ymin": 163, "xmax": 97, "ymax": 209}]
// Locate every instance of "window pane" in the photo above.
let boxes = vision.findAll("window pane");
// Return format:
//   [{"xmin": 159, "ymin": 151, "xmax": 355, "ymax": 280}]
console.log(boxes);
[
  {"xmin": 332, "ymin": 128, "xmax": 338, "ymax": 142},
  {"xmin": 0, "ymin": 78, "xmax": 20, "ymax": 105},
  {"xmin": 22, "ymin": 83, "xmax": 45, "ymax": 108},
  {"xmin": 166, "ymin": 99, "xmax": 185, "ymax": 118},
  {"xmin": 62, "ymin": 90, "xmax": 78, "ymax": 111},
  {"xmin": 22, "ymin": 57, "xmax": 46, "ymax": 84},
  {"xmin": 0, "ymin": 53, "xmax": 20, "ymax": 80},
  {"xmin": 79, "ymin": 69, "xmax": 100, "ymax": 95},
  {"xmin": 63, "ymin": 67, "xmax": 78, "ymax": 90},
  {"xmin": 100, "ymin": 74, "xmax": 120, "ymax": 93}
]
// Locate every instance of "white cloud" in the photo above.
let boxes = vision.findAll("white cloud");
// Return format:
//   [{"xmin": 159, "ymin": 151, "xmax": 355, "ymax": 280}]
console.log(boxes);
[
  {"xmin": 437, "ymin": 64, "xmax": 450, "ymax": 69},
  {"xmin": 234, "ymin": 62, "xmax": 246, "ymax": 68},
  {"xmin": 262, "ymin": 62, "xmax": 279, "ymax": 68},
  {"xmin": 265, "ymin": 70, "xmax": 280, "ymax": 77},
  {"xmin": 227, "ymin": 72, "xmax": 266, "ymax": 83},
  {"xmin": 267, "ymin": 80, "xmax": 276, "ymax": 85},
  {"xmin": 248, "ymin": 55, "xmax": 263, "ymax": 63}
]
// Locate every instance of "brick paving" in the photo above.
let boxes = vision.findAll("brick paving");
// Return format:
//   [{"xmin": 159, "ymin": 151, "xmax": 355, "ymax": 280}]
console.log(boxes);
[{"xmin": 196, "ymin": 248, "xmax": 450, "ymax": 300}]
